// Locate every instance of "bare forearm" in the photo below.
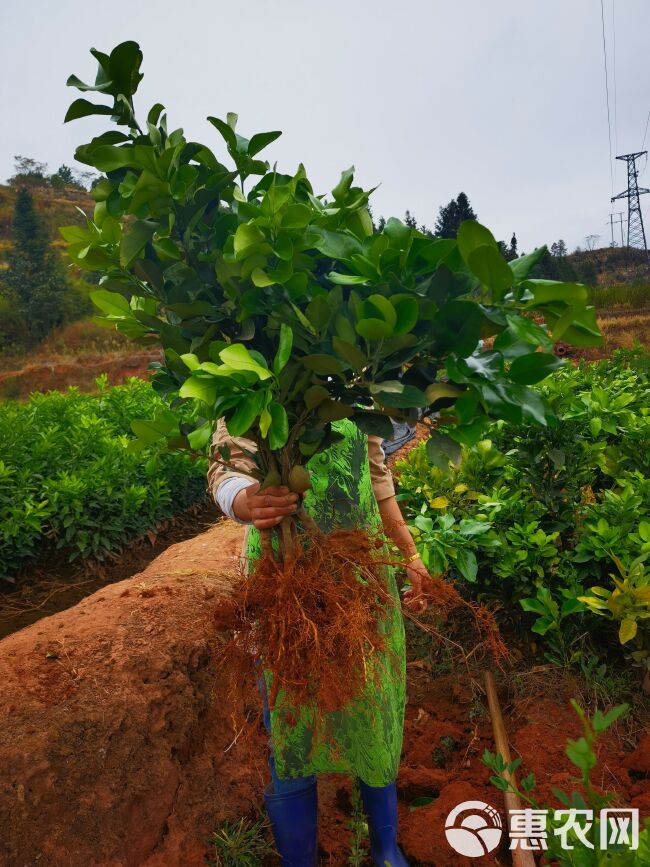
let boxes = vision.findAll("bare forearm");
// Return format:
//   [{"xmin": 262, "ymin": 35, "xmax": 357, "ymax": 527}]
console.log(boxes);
[{"xmin": 377, "ymin": 496, "xmax": 418, "ymax": 560}]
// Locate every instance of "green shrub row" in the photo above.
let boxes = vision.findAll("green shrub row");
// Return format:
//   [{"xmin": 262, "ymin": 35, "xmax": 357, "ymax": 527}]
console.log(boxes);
[
  {"xmin": 396, "ymin": 347, "xmax": 650, "ymax": 669},
  {"xmin": 0, "ymin": 375, "xmax": 208, "ymax": 584}
]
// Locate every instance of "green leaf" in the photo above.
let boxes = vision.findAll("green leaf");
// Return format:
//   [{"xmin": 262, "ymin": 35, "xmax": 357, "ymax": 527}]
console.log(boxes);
[
  {"xmin": 467, "ymin": 246, "xmax": 512, "ymax": 301},
  {"xmin": 332, "ymin": 166, "xmax": 354, "ymax": 200},
  {"xmin": 332, "ymin": 337, "xmax": 367, "ymax": 373},
  {"xmin": 592, "ymin": 704, "xmax": 629, "ymax": 733},
  {"xmin": 273, "ymin": 324, "xmax": 293, "ymax": 376},
  {"xmin": 234, "ymin": 222, "xmax": 266, "ymax": 258},
  {"xmin": 267, "ymin": 402, "xmax": 289, "ymax": 450},
  {"xmin": 352, "ymin": 411, "xmax": 394, "ymax": 439},
  {"xmin": 393, "ymin": 297, "xmax": 419, "ymax": 334},
  {"xmin": 306, "ymin": 296, "xmax": 331, "ymax": 330},
  {"xmin": 457, "ymin": 220, "xmax": 497, "ymax": 263},
  {"xmin": 130, "ymin": 417, "xmax": 176, "ymax": 443},
  {"xmin": 304, "ymin": 226, "xmax": 362, "ymax": 260},
  {"xmin": 426, "ymin": 431, "xmax": 462, "ymax": 469},
  {"xmin": 508, "ymin": 352, "xmax": 564, "ymax": 385},
  {"xmin": 300, "ymin": 355, "xmax": 344, "ymax": 375},
  {"xmin": 89, "ymin": 145, "xmax": 136, "ymax": 172},
  {"xmin": 619, "ymin": 618, "xmax": 637, "ymax": 644},
  {"xmin": 108, "ymin": 40, "xmax": 143, "ymax": 98},
  {"xmin": 64, "ymin": 98, "xmax": 115, "ymax": 123},
  {"xmin": 509, "ymin": 246, "xmax": 547, "ymax": 281},
  {"xmin": 525, "ymin": 280, "xmax": 589, "ymax": 305},
  {"xmin": 366, "ymin": 295, "xmax": 397, "ymax": 329},
  {"xmin": 520, "ymin": 597, "xmax": 548, "ymax": 615},
  {"xmin": 566, "ymin": 737, "xmax": 597, "ymax": 773},
  {"xmin": 560, "ymin": 598, "xmax": 585, "ymax": 617},
  {"xmin": 356, "ymin": 318, "xmax": 393, "ymax": 340},
  {"xmin": 304, "ymin": 385, "xmax": 329, "ymax": 409},
  {"xmin": 120, "ymin": 220, "xmax": 157, "ymax": 267},
  {"xmin": 531, "ymin": 616, "xmax": 555, "ymax": 636},
  {"xmin": 371, "ymin": 382, "xmax": 428, "ymax": 408},
  {"xmin": 327, "ymin": 271, "xmax": 369, "ymax": 285},
  {"xmin": 454, "ymin": 548, "xmax": 478, "ymax": 582},
  {"xmin": 90, "ymin": 289, "xmax": 130, "ymax": 316},
  {"xmin": 187, "ymin": 421, "xmax": 213, "ymax": 450},
  {"xmin": 227, "ymin": 391, "xmax": 266, "ymax": 437},
  {"xmin": 178, "ymin": 376, "xmax": 218, "ymax": 404},
  {"xmin": 281, "ymin": 204, "xmax": 312, "ymax": 229},
  {"xmin": 207, "ymin": 115, "xmax": 237, "ymax": 150},
  {"xmin": 317, "ymin": 400, "xmax": 355, "ymax": 422},
  {"xmin": 248, "ymin": 130, "xmax": 282, "ymax": 157},
  {"xmin": 489, "ymin": 775, "xmax": 510, "ymax": 792},
  {"xmin": 219, "ymin": 344, "xmax": 273, "ymax": 380},
  {"xmin": 590, "ymin": 417, "xmax": 602, "ymax": 437}
]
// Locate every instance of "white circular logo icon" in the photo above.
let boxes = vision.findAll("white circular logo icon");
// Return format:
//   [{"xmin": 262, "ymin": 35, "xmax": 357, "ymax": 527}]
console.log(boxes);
[{"xmin": 445, "ymin": 800, "xmax": 503, "ymax": 857}]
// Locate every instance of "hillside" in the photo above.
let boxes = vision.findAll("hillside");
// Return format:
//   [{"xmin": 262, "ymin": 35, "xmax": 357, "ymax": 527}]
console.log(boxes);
[
  {"xmin": 0, "ymin": 182, "xmax": 94, "ymax": 263},
  {"xmin": 570, "ymin": 245, "xmax": 650, "ymax": 288}
]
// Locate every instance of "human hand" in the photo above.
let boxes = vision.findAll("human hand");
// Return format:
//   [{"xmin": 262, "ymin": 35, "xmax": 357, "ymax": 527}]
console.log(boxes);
[
  {"xmin": 233, "ymin": 482, "xmax": 300, "ymax": 530},
  {"xmin": 401, "ymin": 558, "xmax": 431, "ymax": 614}
]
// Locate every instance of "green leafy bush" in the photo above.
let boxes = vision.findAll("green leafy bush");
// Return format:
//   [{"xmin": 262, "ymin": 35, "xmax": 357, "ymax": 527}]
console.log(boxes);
[
  {"xmin": 483, "ymin": 700, "xmax": 650, "ymax": 864},
  {"xmin": 0, "ymin": 377, "xmax": 208, "ymax": 583},
  {"xmin": 396, "ymin": 347, "xmax": 650, "ymax": 667}
]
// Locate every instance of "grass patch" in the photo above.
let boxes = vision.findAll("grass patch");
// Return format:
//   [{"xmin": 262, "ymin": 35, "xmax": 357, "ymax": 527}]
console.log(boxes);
[{"xmin": 207, "ymin": 815, "xmax": 275, "ymax": 867}]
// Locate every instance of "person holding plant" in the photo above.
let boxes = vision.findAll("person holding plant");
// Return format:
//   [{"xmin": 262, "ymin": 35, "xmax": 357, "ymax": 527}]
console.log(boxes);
[{"xmin": 209, "ymin": 418, "xmax": 430, "ymax": 867}]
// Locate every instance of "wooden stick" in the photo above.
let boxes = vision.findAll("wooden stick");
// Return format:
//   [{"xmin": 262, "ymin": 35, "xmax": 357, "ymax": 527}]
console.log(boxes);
[{"xmin": 483, "ymin": 670, "xmax": 537, "ymax": 867}]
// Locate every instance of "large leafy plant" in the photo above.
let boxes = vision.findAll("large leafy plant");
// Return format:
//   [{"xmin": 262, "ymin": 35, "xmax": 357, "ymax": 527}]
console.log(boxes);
[{"xmin": 62, "ymin": 41, "xmax": 602, "ymax": 512}]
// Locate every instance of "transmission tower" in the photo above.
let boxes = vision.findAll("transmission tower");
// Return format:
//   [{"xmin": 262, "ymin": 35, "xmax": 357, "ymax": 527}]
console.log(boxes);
[{"xmin": 611, "ymin": 151, "xmax": 650, "ymax": 261}]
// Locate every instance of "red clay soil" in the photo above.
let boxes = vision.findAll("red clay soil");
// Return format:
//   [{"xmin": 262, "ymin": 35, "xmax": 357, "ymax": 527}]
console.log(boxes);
[
  {"xmin": 0, "ymin": 520, "xmax": 645, "ymax": 867},
  {"xmin": 0, "ymin": 501, "xmax": 217, "ymax": 640},
  {"xmin": 0, "ymin": 350, "xmax": 161, "ymax": 399}
]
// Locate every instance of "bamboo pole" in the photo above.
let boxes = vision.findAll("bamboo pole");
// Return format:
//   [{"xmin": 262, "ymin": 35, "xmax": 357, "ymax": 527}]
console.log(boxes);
[{"xmin": 483, "ymin": 671, "xmax": 537, "ymax": 867}]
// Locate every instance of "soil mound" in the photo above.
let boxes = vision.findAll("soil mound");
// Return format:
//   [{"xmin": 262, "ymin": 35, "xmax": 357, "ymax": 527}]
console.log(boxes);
[{"xmin": 0, "ymin": 521, "xmax": 256, "ymax": 867}]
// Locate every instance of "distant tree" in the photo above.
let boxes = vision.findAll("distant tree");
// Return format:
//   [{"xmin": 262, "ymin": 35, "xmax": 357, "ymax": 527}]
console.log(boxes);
[
  {"xmin": 404, "ymin": 210, "xmax": 418, "ymax": 229},
  {"xmin": 577, "ymin": 259, "xmax": 598, "ymax": 288},
  {"xmin": 434, "ymin": 192, "xmax": 477, "ymax": 238},
  {"xmin": 3, "ymin": 187, "xmax": 70, "ymax": 345},
  {"xmin": 376, "ymin": 215, "xmax": 386, "ymax": 232},
  {"xmin": 496, "ymin": 232, "xmax": 518, "ymax": 262},
  {"xmin": 550, "ymin": 239, "xmax": 568, "ymax": 258},
  {"xmin": 8, "ymin": 155, "xmax": 49, "ymax": 186},
  {"xmin": 49, "ymin": 164, "xmax": 79, "ymax": 189}
]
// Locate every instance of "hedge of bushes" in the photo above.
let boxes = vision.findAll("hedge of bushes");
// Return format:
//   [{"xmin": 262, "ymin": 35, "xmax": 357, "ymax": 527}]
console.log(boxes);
[
  {"xmin": 396, "ymin": 346, "xmax": 650, "ymax": 670},
  {"xmin": 0, "ymin": 376, "xmax": 208, "ymax": 584}
]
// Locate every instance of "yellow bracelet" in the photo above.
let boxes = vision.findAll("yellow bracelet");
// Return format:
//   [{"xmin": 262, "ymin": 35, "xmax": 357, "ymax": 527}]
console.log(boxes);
[{"xmin": 406, "ymin": 552, "xmax": 421, "ymax": 564}]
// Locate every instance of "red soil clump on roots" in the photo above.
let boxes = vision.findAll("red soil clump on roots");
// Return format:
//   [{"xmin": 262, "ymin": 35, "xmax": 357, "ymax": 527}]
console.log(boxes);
[
  {"xmin": 213, "ymin": 525, "xmax": 509, "ymax": 754},
  {"xmin": 214, "ymin": 528, "xmax": 396, "ymax": 723}
]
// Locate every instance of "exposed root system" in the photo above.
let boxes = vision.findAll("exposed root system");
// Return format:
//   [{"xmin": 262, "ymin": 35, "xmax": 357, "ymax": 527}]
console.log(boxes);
[
  {"xmin": 214, "ymin": 528, "xmax": 393, "ymax": 716},
  {"xmin": 214, "ymin": 525, "xmax": 509, "ymax": 742}
]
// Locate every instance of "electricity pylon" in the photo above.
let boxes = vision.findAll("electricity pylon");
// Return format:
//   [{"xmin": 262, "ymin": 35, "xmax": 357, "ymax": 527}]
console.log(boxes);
[{"xmin": 611, "ymin": 152, "xmax": 650, "ymax": 262}]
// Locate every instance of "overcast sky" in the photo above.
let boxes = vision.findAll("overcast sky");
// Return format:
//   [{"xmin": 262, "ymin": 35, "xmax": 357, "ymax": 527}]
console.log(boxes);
[{"xmin": 2, "ymin": 0, "xmax": 650, "ymax": 253}]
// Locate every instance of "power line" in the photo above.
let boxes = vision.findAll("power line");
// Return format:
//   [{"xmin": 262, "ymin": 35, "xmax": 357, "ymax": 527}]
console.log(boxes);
[
  {"xmin": 600, "ymin": 0, "xmax": 615, "ymax": 199},
  {"xmin": 611, "ymin": 0, "xmax": 618, "ymax": 159},
  {"xmin": 642, "ymin": 110, "xmax": 650, "ymax": 157}
]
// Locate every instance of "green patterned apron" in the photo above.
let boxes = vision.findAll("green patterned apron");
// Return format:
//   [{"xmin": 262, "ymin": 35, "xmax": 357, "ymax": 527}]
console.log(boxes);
[{"xmin": 247, "ymin": 419, "xmax": 406, "ymax": 787}]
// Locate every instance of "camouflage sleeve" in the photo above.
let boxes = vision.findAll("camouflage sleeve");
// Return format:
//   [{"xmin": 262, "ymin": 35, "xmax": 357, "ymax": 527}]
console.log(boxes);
[
  {"xmin": 207, "ymin": 418, "xmax": 258, "ymax": 506},
  {"xmin": 367, "ymin": 435, "xmax": 396, "ymax": 503}
]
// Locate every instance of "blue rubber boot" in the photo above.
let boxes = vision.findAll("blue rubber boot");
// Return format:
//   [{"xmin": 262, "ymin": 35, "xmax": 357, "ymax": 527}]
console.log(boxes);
[
  {"xmin": 357, "ymin": 779, "xmax": 409, "ymax": 867},
  {"xmin": 263, "ymin": 780, "xmax": 318, "ymax": 866}
]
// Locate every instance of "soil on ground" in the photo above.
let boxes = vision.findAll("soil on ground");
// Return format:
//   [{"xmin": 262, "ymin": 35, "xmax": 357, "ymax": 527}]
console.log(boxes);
[
  {"xmin": 0, "ymin": 516, "xmax": 647, "ymax": 866},
  {"xmin": 0, "ymin": 501, "xmax": 215, "ymax": 639}
]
